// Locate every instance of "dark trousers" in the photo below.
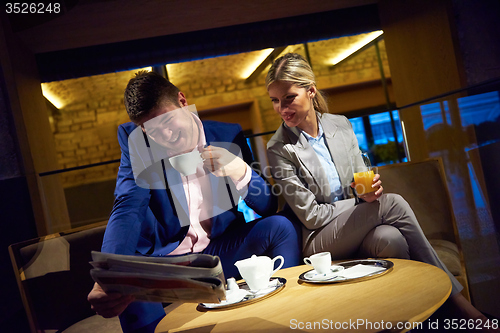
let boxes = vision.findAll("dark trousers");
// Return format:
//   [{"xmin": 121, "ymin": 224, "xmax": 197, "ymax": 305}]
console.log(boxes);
[{"xmin": 203, "ymin": 213, "xmax": 302, "ymax": 278}]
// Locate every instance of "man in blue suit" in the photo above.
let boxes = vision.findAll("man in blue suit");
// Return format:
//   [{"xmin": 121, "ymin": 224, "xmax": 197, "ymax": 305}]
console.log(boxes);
[{"xmin": 87, "ymin": 71, "xmax": 301, "ymax": 332}]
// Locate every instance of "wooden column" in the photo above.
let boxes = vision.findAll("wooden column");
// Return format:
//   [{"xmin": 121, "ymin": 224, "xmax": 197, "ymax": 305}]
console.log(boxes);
[
  {"xmin": 378, "ymin": 0, "xmax": 466, "ymax": 162},
  {"xmin": 0, "ymin": 13, "xmax": 70, "ymax": 235}
]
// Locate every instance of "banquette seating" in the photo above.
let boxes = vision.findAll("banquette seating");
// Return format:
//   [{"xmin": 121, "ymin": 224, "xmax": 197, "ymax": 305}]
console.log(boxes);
[
  {"xmin": 8, "ymin": 158, "xmax": 469, "ymax": 333},
  {"xmin": 8, "ymin": 221, "xmax": 121, "ymax": 333},
  {"xmin": 377, "ymin": 158, "xmax": 470, "ymax": 300}
]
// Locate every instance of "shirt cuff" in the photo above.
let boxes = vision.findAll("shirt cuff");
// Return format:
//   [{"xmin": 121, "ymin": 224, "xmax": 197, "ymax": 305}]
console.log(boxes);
[{"xmin": 233, "ymin": 163, "xmax": 252, "ymax": 191}]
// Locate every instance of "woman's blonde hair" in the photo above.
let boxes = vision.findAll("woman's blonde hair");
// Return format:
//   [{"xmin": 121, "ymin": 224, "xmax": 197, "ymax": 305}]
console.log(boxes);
[{"xmin": 265, "ymin": 53, "xmax": 329, "ymax": 114}]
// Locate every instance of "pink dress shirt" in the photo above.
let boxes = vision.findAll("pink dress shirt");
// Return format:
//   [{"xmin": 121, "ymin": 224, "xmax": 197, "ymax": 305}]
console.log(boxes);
[{"xmin": 169, "ymin": 115, "xmax": 252, "ymax": 255}]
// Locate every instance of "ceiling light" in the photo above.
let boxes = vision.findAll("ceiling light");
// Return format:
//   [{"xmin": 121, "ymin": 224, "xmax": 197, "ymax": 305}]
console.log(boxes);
[
  {"xmin": 330, "ymin": 30, "xmax": 384, "ymax": 66},
  {"xmin": 41, "ymin": 83, "xmax": 65, "ymax": 109},
  {"xmin": 241, "ymin": 48, "xmax": 274, "ymax": 79}
]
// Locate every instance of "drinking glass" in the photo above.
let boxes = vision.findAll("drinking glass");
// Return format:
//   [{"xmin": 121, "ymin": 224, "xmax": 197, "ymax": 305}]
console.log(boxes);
[{"xmin": 351, "ymin": 152, "xmax": 376, "ymax": 196}]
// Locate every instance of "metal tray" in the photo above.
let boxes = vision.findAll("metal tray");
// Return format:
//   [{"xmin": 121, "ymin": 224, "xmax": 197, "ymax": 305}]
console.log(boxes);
[
  {"xmin": 197, "ymin": 277, "xmax": 286, "ymax": 311},
  {"xmin": 298, "ymin": 259, "xmax": 393, "ymax": 284}
]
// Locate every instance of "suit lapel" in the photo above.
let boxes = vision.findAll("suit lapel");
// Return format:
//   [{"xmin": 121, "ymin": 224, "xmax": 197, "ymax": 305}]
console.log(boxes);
[
  {"xmin": 162, "ymin": 159, "xmax": 191, "ymax": 227},
  {"xmin": 285, "ymin": 123, "xmax": 332, "ymax": 202},
  {"xmin": 198, "ymin": 124, "xmax": 225, "ymax": 224},
  {"xmin": 320, "ymin": 115, "xmax": 353, "ymax": 190}
]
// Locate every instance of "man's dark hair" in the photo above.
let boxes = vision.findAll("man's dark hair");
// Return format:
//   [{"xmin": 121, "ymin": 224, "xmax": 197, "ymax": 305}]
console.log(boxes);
[{"xmin": 124, "ymin": 71, "xmax": 181, "ymax": 123}]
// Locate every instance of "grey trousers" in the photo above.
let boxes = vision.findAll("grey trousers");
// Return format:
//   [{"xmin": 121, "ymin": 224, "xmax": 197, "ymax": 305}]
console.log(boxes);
[{"xmin": 303, "ymin": 193, "xmax": 463, "ymax": 296}]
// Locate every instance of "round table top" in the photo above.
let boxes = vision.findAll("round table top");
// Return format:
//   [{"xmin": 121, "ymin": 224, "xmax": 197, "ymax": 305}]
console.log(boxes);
[{"xmin": 155, "ymin": 258, "xmax": 451, "ymax": 333}]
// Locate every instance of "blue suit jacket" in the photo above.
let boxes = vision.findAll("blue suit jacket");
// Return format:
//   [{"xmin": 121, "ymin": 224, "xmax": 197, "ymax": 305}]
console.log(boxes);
[{"xmin": 101, "ymin": 120, "xmax": 277, "ymax": 330}]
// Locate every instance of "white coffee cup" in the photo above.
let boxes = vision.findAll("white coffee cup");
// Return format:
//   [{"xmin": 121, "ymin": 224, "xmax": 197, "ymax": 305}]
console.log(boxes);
[
  {"xmin": 303, "ymin": 252, "xmax": 332, "ymax": 274},
  {"xmin": 169, "ymin": 151, "xmax": 203, "ymax": 176}
]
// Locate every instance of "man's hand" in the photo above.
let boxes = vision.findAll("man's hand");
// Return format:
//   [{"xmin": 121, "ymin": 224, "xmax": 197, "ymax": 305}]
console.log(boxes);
[
  {"xmin": 201, "ymin": 146, "xmax": 247, "ymax": 183},
  {"xmin": 351, "ymin": 173, "xmax": 383, "ymax": 203},
  {"xmin": 87, "ymin": 282, "xmax": 135, "ymax": 318}
]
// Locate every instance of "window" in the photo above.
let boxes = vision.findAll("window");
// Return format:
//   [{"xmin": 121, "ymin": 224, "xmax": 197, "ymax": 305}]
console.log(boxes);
[{"xmin": 348, "ymin": 110, "xmax": 406, "ymax": 165}]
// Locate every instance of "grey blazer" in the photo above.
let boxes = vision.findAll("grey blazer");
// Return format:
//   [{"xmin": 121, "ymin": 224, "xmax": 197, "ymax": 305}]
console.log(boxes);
[{"xmin": 267, "ymin": 113, "xmax": 362, "ymax": 249}]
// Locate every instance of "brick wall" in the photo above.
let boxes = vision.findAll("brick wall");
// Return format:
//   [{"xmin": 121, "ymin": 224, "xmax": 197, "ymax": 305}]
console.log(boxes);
[
  {"xmin": 48, "ymin": 71, "xmax": 132, "ymax": 187},
  {"xmin": 46, "ymin": 41, "xmax": 389, "ymax": 188}
]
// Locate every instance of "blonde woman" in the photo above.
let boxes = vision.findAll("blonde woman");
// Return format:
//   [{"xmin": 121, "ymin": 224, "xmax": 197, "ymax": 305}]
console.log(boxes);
[{"xmin": 265, "ymin": 53, "xmax": 496, "ymax": 330}]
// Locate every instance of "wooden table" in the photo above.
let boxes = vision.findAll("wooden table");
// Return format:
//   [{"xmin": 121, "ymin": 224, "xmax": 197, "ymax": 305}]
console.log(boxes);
[{"xmin": 155, "ymin": 259, "xmax": 451, "ymax": 333}]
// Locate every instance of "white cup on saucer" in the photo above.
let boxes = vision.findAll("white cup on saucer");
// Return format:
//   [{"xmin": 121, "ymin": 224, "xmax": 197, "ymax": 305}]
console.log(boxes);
[
  {"xmin": 303, "ymin": 252, "xmax": 332, "ymax": 274},
  {"xmin": 169, "ymin": 151, "xmax": 203, "ymax": 176}
]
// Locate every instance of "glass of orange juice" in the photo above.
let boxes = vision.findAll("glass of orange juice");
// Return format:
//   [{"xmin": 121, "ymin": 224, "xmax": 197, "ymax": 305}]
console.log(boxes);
[{"xmin": 351, "ymin": 152, "xmax": 376, "ymax": 196}]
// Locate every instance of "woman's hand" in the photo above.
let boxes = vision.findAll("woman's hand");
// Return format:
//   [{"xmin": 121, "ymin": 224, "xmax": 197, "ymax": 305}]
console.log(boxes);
[
  {"xmin": 351, "ymin": 173, "xmax": 383, "ymax": 203},
  {"xmin": 87, "ymin": 282, "xmax": 135, "ymax": 318}
]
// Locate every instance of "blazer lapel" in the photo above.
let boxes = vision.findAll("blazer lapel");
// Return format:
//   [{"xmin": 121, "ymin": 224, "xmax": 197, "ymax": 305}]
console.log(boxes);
[
  {"xmin": 162, "ymin": 159, "xmax": 191, "ymax": 227},
  {"xmin": 285, "ymin": 124, "xmax": 332, "ymax": 202},
  {"xmin": 320, "ymin": 115, "xmax": 353, "ymax": 193},
  {"xmin": 197, "ymin": 124, "xmax": 233, "ymax": 225}
]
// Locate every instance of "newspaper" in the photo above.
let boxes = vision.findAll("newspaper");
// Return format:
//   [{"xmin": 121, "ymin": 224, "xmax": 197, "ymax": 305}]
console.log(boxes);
[{"xmin": 90, "ymin": 251, "xmax": 226, "ymax": 303}]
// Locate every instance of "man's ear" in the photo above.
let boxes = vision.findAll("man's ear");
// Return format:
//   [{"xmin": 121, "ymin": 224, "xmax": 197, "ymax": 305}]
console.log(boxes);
[{"xmin": 177, "ymin": 91, "xmax": 188, "ymax": 107}]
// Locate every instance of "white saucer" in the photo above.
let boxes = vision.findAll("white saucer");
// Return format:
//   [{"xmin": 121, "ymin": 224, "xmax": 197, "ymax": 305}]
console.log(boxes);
[
  {"xmin": 303, "ymin": 265, "xmax": 344, "ymax": 281},
  {"xmin": 200, "ymin": 277, "xmax": 286, "ymax": 309}
]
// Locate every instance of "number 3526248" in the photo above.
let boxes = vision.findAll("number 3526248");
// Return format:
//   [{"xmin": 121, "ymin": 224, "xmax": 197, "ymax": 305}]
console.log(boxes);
[{"xmin": 6, "ymin": 3, "xmax": 61, "ymax": 14}]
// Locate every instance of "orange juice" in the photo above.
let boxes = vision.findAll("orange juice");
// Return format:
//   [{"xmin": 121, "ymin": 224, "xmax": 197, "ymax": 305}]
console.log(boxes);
[{"xmin": 353, "ymin": 170, "xmax": 375, "ymax": 195}]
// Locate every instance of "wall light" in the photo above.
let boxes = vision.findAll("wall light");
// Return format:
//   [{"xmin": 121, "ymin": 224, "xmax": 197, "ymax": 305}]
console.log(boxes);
[
  {"xmin": 41, "ymin": 83, "xmax": 65, "ymax": 109},
  {"xmin": 241, "ymin": 48, "xmax": 274, "ymax": 79},
  {"xmin": 330, "ymin": 30, "xmax": 384, "ymax": 66}
]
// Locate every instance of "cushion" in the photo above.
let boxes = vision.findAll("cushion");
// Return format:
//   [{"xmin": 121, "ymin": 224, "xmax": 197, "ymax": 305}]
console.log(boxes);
[{"xmin": 429, "ymin": 239, "xmax": 461, "ymax": 276}]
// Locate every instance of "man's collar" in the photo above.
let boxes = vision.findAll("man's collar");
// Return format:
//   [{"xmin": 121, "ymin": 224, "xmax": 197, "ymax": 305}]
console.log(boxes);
[{"xmin": 191, "ymin": 112, "xmax": 207, "ymax": 150}]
